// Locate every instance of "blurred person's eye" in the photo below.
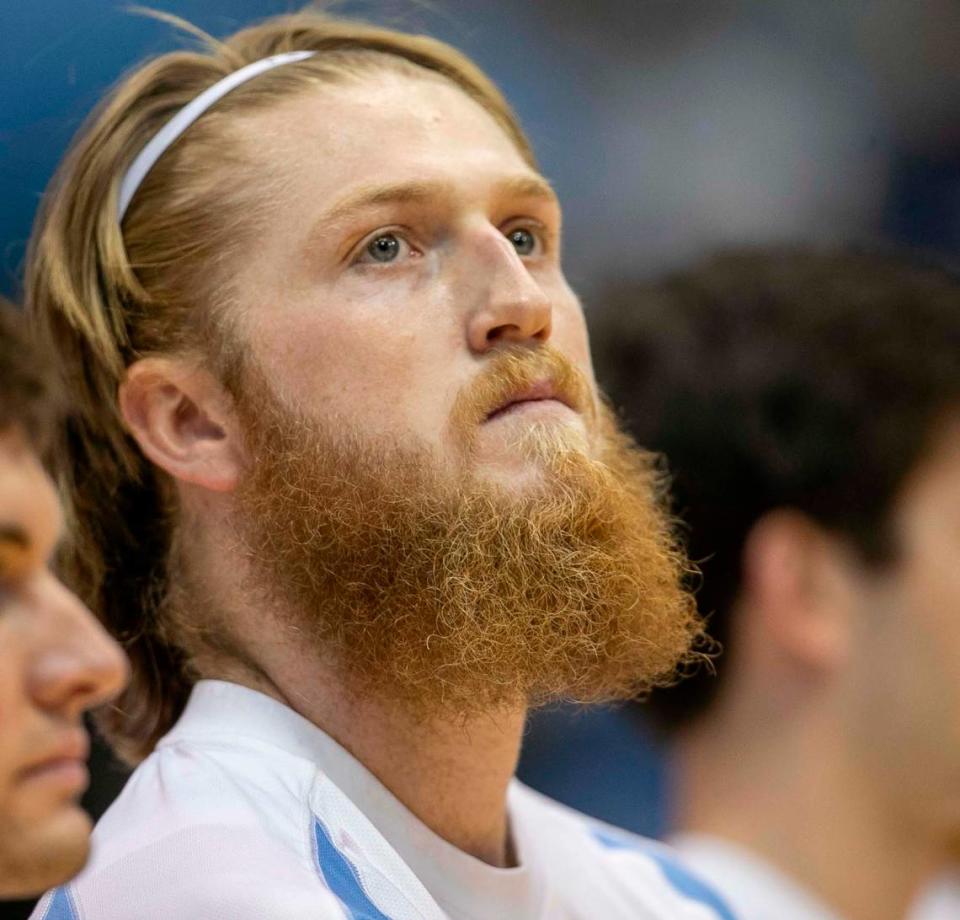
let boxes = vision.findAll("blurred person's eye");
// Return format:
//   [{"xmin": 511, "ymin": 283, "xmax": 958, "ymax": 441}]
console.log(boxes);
[{"xmin": 0, "ymin": 529, "xmax": 34, "ymax": 601}]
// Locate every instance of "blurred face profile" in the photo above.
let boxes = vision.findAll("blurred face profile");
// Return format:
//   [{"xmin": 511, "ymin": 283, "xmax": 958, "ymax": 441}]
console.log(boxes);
[{"xmin": 0, "ymin": 427, "xmax": 127, "ymax": 899}]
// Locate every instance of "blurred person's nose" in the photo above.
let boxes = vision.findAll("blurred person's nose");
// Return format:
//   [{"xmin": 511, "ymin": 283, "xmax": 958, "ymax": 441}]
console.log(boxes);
[
  {"xmin": 464, "ymin": 224, "xmax": 552, "ymax": 354},
  {"xmin": 27, "ymin": 574, "xmax": 129, "ymax": 721}
]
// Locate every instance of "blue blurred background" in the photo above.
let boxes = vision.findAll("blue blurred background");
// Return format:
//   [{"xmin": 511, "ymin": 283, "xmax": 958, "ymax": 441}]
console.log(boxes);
[
  {"xmin": 2, "ymin": 6, "xmax": 959, "ymax": 911},
  {"xmin": 5, "ymin": 1, "xmax": 960, "ymax": 303}
]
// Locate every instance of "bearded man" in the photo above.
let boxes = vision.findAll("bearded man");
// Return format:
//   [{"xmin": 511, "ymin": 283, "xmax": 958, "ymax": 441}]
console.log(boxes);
[{"xmin": 26, "ymin": 11, "xmax": 721, "ymax": 920}]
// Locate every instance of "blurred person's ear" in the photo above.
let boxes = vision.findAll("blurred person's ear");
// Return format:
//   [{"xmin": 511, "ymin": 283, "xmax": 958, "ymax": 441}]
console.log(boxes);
[
  {"xmin": 119, "ymin": 357, "xmax": 244, "ymax": 493},
  {"xmin": 740, "ymin": 509, "xmax": 854, "ymax": 675}
]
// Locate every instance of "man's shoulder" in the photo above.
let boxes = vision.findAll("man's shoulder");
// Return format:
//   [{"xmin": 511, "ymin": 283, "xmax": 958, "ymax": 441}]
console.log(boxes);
[
  {"xmin": 32, "ymin": 739, "xmax": 333, "ymax": 920},
  {"xmin": 910, "ymin": 870, "xmax": 960, "ymax": 920},
  {"xmin": 30, "ymin": 850, "xmax": 348, "ymax": 920},
  {"xmin": 92, "ymin": 734, "xmax": 317, "ymax": 864},
  {"xmin": 510, "ymin": 784, "xmax": 739, "ymax": 920},
  {"xmin": 34, "ymin": 741, "xmax": 446, "ymax": 920}
]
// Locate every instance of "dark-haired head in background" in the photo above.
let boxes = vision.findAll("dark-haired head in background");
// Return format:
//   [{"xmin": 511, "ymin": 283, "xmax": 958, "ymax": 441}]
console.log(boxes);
[
  {"xmin": 593, "ymin": 248, "xmax": 960, "ymax": 920},
  {"xmin": 0, "ymin": 301, "xmax": 127, "ymax": 901}
]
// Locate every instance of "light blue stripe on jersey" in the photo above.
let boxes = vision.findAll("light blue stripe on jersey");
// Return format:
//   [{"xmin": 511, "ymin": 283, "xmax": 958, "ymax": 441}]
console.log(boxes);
[
  {"xmin": 40, "ymin": 887, "xmax": 79, "ymax": 920},
  {"xmin": 313, "ymin": 817, "xmax": 395, "ymax": 920},
  {"xmin": 592, "ymin": 828, "xmax": 738, "ymax": 920}
]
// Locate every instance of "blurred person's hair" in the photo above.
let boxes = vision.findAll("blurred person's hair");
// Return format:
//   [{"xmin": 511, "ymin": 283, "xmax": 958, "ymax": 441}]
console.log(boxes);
[
  {"xmin": 0, "ymin": 298, "xmax": 58, "ymax": 450},
  {"xmin": 26, "ymin": 8, "xmax": 533, "ymax": 765},
  {"xmin": 591, "ymin": 248, "xmax": 960, "ymax": 734}
]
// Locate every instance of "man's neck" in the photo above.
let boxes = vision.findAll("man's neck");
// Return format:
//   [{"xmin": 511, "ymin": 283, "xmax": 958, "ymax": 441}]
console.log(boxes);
[
  {"xmin": 673, "ymin": 707, "xmax": 943, "ymax": 920},
  {"xmin": 206, "ymin": 649, "xmax": 525, "ymax": 868},
  {"xmin": 177, "ymin": 508, "xmax": 528, "ymax": 869}
]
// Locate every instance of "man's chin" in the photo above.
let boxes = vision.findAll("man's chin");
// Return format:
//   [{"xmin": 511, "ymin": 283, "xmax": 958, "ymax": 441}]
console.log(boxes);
[
  {"xmin": 469, "ymin": 419, "xmax": 595, "ymax": 484},
  {"xmin": 472, "ymin": 461, "xmax": 551, "ymax": 498},
  {"xmin": 0, "ymin": 807, "xmax": 91, "ymax": 897}
]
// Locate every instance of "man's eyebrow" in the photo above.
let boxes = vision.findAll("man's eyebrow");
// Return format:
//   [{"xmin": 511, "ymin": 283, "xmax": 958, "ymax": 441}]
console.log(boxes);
[
  {"xmin": 494, "ymin": 174, "xmax": 558, "ymax": 206},
  {"xmin": 307, "ymin": 174, "xmax": 560, "ymax": 247}
]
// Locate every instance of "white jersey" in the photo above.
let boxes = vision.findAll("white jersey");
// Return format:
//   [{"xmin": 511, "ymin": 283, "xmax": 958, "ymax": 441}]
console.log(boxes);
[
  {"xmin": 671, "ymin": 834, "xmax": 842, "ymax": 920},
  {"xmin": 33, "ymin": 681, "xmax": 734, "ymax": 920},
  {"xmin": 674, "ymin": 833, "xmax": 960, "ymax": 920}
]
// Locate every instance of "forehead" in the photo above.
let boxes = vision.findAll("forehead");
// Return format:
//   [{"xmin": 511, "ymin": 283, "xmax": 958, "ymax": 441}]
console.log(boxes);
[{"xmin": 238, "ymin": 70, "xmax": 539, "ymax": 207}]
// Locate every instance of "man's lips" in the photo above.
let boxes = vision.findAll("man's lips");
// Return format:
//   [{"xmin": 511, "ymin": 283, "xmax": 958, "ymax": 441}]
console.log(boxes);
[
  {"xmin": 484, "ymin": 380, "xmax": 576, "ymax": 422},
  {"xmin": 18, "ymin": 729, "xmax": 90, "ymax": 791}
]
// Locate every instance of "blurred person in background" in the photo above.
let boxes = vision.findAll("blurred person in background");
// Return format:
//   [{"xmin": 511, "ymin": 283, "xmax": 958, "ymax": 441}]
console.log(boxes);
[
  {"xmin": 23, "ymin": 10, "xmax": 728, "ymax": 920},
  {"xmin": 0, "ymin": 301, "xmax": 128, "ymax": 901},
  {"xmin": 592, "ymin": 248, "xmax": 960, "ymax": 920}
]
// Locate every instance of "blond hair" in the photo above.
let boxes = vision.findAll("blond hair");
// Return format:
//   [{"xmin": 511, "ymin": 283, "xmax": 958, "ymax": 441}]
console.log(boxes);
[{"xmin": 26, "ymin": 8, "xmax": 533, "ymax": 764}]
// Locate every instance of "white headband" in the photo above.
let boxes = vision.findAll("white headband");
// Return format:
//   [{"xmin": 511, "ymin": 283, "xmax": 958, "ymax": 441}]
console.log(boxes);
[{"xmin": 117, "ymin": 50, "xmax": 316, "ymax": 221}]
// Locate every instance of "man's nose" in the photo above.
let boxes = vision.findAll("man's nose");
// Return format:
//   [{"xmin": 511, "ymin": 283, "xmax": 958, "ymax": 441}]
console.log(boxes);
[
  {"xmin": 464, "ymin": 228, "xmax": 553, "ymax": 354},
  {"xmin": 27, "ymin": 575, "xmax": 130, "ymax": 721}
]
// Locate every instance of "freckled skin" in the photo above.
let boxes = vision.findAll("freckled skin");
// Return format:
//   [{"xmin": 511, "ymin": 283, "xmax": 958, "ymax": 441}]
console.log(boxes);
[
  {"xmin": 0, "ymin": 429, "xmax": 127, "ymax": 898},
  {"xmin": 228, "ymin": 73, "xmax": 595, "ymax": 486}
]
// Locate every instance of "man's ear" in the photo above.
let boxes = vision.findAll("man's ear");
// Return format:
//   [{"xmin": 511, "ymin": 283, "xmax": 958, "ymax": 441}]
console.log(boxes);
[
  {"xmin": 119, "ymin": 356, "xmax": 244, "ymax": 492},
  {"xmin": 741, "ymin": 509, "xmax": 855, "ymax": 673}
]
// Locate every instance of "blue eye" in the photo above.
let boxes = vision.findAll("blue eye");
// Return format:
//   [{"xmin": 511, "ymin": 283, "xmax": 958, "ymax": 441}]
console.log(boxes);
[
  {"xmin": 366, "ymin": 234, "xmax": 402, "ymax": 263},
  {"xmin": 508, "ymin": 228, "xmax": 537, "ymax": 256}
]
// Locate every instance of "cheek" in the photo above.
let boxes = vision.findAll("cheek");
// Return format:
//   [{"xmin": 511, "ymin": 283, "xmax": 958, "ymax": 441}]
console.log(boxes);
[
  {"xmin": 550, "ymin": 290, "xmax": 594, "ymax": 381},
  {"xmin": 0, "ymin": 633, "xmax": 26, "ymax": 789},
  {"xmin": 902, "ymin": 532, "xmax": 960, "ymax": 654},
  {"xmin": 246, "ymin": 289, "xmax": 453, "ymax": 442},
  {"xmin": 867, "ymin": 561, "xmax": 960, "ymax": 760}
]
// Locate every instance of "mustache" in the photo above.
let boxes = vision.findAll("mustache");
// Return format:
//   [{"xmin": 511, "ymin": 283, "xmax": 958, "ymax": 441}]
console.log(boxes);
[{"xmin": 449, "ymin": 346, "xmax": 596, "ymax": 437}]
